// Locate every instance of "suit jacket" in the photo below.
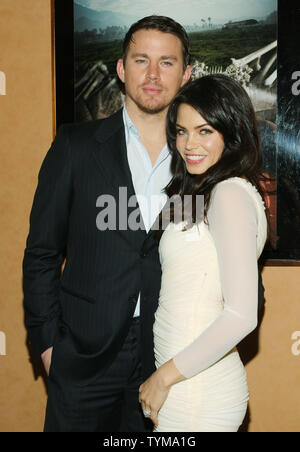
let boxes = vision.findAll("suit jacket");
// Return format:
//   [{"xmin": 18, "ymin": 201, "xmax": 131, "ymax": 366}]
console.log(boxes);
[{"xmin": 23, "ymin": 109, "xmax": 161, "ymax": 386}]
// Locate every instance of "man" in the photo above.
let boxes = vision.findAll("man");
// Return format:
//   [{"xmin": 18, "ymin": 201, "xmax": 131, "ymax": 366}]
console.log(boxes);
[{"xmin": 23, "ymin": 15, "xmax": 191, "ymax": 432}]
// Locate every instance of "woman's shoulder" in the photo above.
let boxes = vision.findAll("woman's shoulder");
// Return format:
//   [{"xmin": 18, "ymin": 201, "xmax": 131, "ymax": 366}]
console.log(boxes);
[
  {"xmin": 212, "ymin": 177, "xmax": 265, "ymax": 209},
  {"xmin": 210, "ymin": 177, "xmax": 267, "ymax": 238},
  {"xmin": 209, "ymin": 178, "xmax": 268, "ymax": 254}
]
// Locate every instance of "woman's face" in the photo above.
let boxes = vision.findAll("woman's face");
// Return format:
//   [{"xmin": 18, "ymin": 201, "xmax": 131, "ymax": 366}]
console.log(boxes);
[{"xmin": 176, "ymin": 103, "xmax": 225, "ymax": 175}]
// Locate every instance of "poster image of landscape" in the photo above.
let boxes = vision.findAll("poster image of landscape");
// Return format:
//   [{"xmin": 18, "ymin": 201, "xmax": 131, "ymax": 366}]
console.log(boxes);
[{"xmin": 73, "ymin": 0, "xmax": 278, "ymax": 249}]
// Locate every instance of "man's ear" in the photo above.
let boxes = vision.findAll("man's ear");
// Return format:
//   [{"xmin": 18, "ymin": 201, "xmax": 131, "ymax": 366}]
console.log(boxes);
[
  {"xmin": 116, "ymin": 59, "xmax": 125, "ymax": 83},
  {"xmin": 181, "ymin": 65, "xmax": 192, "ymax": 87}
]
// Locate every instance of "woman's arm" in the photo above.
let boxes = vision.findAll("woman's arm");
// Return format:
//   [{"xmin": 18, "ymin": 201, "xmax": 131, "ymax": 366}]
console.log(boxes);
[{"xmin": 173, "ymin": 181, "xmax": 259, "ymax": 378}]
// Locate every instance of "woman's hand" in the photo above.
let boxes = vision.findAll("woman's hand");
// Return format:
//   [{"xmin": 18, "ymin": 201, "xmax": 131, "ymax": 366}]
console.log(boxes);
[
  {"xmin": 139, "ymin": 359, "xmax": 186, "ymax": 428},
  {"xmin": 139, "ymin": 370, "xmax": 170, "ymax": 428}
]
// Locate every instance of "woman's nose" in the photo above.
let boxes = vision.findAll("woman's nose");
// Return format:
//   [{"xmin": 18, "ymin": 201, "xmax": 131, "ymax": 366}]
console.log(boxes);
[{"xmin": 185, "ymin": 133, "xmax": 198, "ymax": 150}]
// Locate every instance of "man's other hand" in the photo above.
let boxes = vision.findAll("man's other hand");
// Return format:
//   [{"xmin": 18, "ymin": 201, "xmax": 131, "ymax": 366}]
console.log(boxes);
[{"xmin": 41, "ymin": 347, "xmax": 53, "ymax": 376}]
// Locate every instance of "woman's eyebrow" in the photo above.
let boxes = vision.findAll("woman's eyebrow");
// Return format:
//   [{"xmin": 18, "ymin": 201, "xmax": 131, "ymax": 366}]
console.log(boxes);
[
  {"xmin": 195, "ymin": 123, "xmax": 210, "ymax": 128},
  {"xmin": 176, "ymin": 122, "xmax": 210, "ymax": 129}
]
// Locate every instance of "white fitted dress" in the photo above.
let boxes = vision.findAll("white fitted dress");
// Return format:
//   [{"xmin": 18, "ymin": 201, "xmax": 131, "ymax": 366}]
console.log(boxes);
[{"xmin": 153, "ymin": 177, "xmax": 267, "ymax": 432}]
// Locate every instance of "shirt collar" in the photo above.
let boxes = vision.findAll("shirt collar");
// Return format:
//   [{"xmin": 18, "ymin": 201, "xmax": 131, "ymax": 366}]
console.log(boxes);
[
  {"xmin": 123, "ymin": 105, "xmax": 140, "ymax": 139},
  {"xmin": 122, "ymin": 104, "xmax": 171, "ymax": 164}
]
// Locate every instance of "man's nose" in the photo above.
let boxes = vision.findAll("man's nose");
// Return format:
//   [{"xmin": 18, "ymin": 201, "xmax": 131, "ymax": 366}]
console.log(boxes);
[{"xmin": 146, "ymin": 63, "xmax": 160, "ymax": 81}]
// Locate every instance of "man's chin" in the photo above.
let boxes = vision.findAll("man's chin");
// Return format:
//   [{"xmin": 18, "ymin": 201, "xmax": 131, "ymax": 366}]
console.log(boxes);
[
  {"xmin": 130, "ymin": 96, "xmax": 169, "ymax": 115},
  {"xmin": 138, "ymin": 103, "xmax": 167, "ymax": 115}
]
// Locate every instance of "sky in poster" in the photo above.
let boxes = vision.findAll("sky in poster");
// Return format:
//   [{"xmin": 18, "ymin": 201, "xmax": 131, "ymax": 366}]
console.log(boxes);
[{"xmin": 75, "ymin": 0, "xmax": 277, "ymax": 24}]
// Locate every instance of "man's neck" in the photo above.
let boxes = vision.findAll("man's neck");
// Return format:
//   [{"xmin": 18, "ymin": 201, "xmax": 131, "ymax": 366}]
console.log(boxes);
[
  {"xmin": 125, "ymin": 99, "xmax": 167, "ymax": 140},
  {"xmin": 125, "ymin": 99, "xmax": 169, "ymax": 166}
]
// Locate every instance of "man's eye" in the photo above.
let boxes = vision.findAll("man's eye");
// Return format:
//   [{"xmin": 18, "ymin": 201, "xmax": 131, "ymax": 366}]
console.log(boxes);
[
  {"xmin": 135, "ymin": 59, "xmax": 146, "ymax": 64},
  {"xmin": 161, "ymin": 61, "xmax": 172, "ymax": 67}
]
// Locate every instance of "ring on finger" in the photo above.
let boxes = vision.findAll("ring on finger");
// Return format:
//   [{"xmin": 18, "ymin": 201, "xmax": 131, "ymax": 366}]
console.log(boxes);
[{"xmin": 143, "ymin": 409, "xmax": 151, "ymax": 418}]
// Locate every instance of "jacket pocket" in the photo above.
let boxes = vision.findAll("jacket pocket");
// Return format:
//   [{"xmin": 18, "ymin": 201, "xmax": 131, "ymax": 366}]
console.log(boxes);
[{"xmin": 60, "ymin": 284, "xmax": 96, "ymax": 304}]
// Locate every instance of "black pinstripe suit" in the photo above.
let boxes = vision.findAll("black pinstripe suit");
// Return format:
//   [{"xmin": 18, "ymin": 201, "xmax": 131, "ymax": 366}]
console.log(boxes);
[{"xmin": 23, "ymin": 109, "xmax": 160, "ymax": 431}]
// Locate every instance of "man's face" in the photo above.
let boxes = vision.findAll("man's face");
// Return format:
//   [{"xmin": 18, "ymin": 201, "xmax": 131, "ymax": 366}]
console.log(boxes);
[{"xmin": 117, "ymin": 29, "xmax": 191, "ymax": 115}]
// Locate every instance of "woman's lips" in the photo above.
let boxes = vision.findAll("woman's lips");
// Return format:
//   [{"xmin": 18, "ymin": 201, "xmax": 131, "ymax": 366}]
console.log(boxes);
[{"xmin": 185, "ymin": 155, "xmax": 207, "ymax": 165}]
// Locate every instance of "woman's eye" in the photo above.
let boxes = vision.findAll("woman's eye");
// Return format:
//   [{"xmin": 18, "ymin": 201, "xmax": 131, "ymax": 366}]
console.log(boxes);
[
  {"xmin": 176, "ymin": 129, "xmax": 186, "ymax": 135},
  {"xmin": 200, "ymin": 128, "xmax": 213, "ymax": 135}
]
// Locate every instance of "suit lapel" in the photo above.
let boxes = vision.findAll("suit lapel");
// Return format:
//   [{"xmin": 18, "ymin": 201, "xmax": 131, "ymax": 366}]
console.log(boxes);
[
  {"xmin": 92, "ymin": 110, "xmax": 134, "ymax": 197},
  {"xmin": 92, "ymin": 109, "xmax": 148, "ymax": 241}
]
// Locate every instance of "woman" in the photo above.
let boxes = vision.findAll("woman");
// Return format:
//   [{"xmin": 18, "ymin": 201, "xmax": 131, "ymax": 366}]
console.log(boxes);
[{"xmin": 139, "ymin": 74, "xmax": 268, "ymax": 432}]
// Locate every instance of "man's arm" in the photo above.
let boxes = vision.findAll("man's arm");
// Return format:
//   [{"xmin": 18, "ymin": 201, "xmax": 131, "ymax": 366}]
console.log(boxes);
[{"xmin": 23, "ymin": 125, "xmax": 73, "ymax": 362}]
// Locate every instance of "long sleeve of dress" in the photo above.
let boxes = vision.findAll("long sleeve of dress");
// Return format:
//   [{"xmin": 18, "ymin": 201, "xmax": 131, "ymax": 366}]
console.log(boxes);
[{"xmin": 173, "ymin": 181, "xmax": 259, "ymax": 378}]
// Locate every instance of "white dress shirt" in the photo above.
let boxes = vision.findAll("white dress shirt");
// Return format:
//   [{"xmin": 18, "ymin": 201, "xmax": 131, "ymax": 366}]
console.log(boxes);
[{"xmin": 123, "ymin": 107, "xmax": 173, "ymax": 317}]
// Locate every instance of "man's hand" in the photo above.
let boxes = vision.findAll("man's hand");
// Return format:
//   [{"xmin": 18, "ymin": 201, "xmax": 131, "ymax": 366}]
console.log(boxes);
[{"xmin": 41, "ymin": 347, "xmax": 53, "ymax": 376}]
